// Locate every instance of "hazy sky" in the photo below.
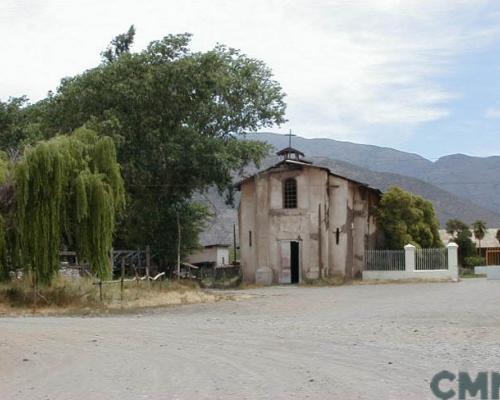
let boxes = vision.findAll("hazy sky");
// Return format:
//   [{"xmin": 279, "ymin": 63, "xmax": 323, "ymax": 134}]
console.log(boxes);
[{"xmin": 2, "ymin": 0, "xmax": 500, "ymax": 159}]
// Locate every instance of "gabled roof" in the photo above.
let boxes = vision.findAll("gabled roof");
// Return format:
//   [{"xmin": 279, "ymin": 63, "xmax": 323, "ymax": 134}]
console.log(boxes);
[{"xmin": 235, "ymin": 158, "xmax": 382, "ymax": 195}]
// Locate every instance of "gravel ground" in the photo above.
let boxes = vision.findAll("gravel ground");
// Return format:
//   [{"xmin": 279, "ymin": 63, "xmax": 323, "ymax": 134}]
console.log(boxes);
[{"xmin": 1, "ymin": 279, "xmax": 500, "ymax": 400}]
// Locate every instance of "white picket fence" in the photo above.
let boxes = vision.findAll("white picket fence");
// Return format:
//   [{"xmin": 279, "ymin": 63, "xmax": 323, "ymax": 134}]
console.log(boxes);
[{"xmin": 363, "ymin": 243, "xmax": 458, "ymax": 281}]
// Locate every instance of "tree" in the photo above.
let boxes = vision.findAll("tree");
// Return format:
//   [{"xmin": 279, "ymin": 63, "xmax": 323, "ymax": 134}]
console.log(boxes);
[
  {"xmin": 15, "ymin": 128, "xmax": 125, "ymax": 284},
  {"xmin": 376, "ymin": 187, "xmax": 442, "ymax": 249},
  {"xmin": 446, "ymin": 219, "xmax": 470, "ymax": 238},
  {"xmin": 101, "ymin": 25, "xmax": 136, "ymax": 63},
  {"xmin": 0, "ymin": 97, "xmax": 44, "ymax": 152},
  {"xmin": 444, "ymin": 219, "xmax": 477, "ymax": 267},
  {"xmin": 0, "ymin": 153, "xmax": 11, "ymax": 281},
  {"xmin": 472, "ymin": 220, "xmax": 487, "ymax": 251},
  {"xmin": 25, "ymin": 29, "xmax": 284, "ymax": 266}
]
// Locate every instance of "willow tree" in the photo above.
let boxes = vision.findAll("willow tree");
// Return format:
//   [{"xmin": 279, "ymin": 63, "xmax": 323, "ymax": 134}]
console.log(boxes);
[
  {"xmin": 0, "ymin": 153, "xmax": 11, "ymax": 280},
  {"xmin": 16, "ymin": 128, "xmax": 125, "ymax": 284}
]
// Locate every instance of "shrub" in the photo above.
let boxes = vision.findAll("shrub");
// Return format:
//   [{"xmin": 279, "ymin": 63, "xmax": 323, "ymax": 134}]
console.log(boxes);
[{"xmin": 464, "ymin": 256, "xmax": 486, "ymax": 268}]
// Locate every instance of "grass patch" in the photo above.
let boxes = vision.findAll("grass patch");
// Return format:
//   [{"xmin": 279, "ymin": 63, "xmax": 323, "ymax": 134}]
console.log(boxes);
[{"xmin": 460, "ymin": 268, "xmax": 485, "ymax": 279}]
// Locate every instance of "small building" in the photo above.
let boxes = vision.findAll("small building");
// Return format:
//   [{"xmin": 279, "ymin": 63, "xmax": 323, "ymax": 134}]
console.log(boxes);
[
  {"xmin": 440, "ymin": 228, "xmax": 500, "ymax": 265},
  {"xmin": 236, "ymin": 147, "xmax": 383, "ymax": 284},
  {"xmin": 186, "ymin": 244, "xmax": 231, "ymax": 268}
]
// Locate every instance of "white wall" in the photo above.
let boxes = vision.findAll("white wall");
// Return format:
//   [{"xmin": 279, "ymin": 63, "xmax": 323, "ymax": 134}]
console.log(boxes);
[
  {"xmin": 187, "ymin": 246, "xmax": 229, "ymax": 266},
  {"xmin": 216, "ymin": 247, "xmax": 230, "ymax": 266},
  {"xmin": 362, "ymin": 270, "xmax": 456, "ymax": 281},
  {"xmin": 362, "ymin": 244, "xmax": 459, "ymax": 282}
]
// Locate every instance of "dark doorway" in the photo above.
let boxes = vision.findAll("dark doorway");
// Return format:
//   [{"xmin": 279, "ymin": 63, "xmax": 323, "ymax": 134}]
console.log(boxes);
[{"xmin": 290, "ymin": 241, "xmax": 300, "ymax": 284}]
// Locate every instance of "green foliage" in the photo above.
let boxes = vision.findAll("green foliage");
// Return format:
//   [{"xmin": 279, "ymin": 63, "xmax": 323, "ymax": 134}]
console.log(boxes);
[
  {"xmin": 446, "ymin": 219, "xmax": 470, "ymax": 237},
  {"xmin": 464, "ymin": 256, "xmax": 486, "ymax": 268},
  {"xmin": 0, "ymin": 151, "xmax": 14, "ymax": 281},
  {"xmin": 15, "ymin": 129, "xmax": 124, "ymax": 284},
  {"xmin": 0, "ymin": 97, "xmax": 46, "ymax": 151},
  {"xmin": 117, "ymin": 200, "xmax": 211, "ymax": 265},
  {"xmin": 0, "ymin": 215, "xmax": 7, "ymax": 281},
  {"xmin": 25, "ymin": 29, "xmax": 284, "ymax": 266},
  {"xmin": 376, "ymin": 187, "xmax": 442, "ymax": 249},
  {"xmin": 446, "ymin": 220, "xmax": 477, "ymax": 267},
  {"xmin": 472, "ymin": 220, "xmax": 487, "ymax": 246},
  {"xmin": 101, "ymin": 25, "xmax": 136, "ymax": 63}
]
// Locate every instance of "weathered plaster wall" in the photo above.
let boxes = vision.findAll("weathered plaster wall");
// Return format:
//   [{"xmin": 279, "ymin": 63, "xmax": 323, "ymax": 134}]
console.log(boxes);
[
  {"xmin": 239, "ymin": 179, "xmax": 256, "ymax": 282},
  {"xmin": 239, "ymin": 163, "xmax": 381, "ymax": 283},
  {"xmin": 328, "ymin": 176, "xmax": 351, "ymax": 277},
  {"xmin": 262, "ymin": 166, "xmax": 329, "ymax": 281}
]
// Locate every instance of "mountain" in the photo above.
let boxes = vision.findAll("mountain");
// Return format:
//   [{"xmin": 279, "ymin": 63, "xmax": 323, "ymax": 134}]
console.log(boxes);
[
  {"xmin": 198, "ymin": 133, "xmax": 500, "ymax": 246},
  {"xmin": 245, "ymin": 132, "xmax": 500, "ymax": 217},
  {"xmin": 197, "ymin": 153, "xmax": 500, "ymax": 246},
  {"xmin": 305, "ymin": 157, "xmax": 500, "ymax": 226}
]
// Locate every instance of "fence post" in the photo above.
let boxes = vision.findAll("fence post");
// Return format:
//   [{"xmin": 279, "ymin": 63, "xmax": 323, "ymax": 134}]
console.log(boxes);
[
  {"xmin": 447, "ymin": 242, "xmax": 459, "ymax": 282},
  {"xmin": 146, "ymin": 245, "xmax": 151, "ymax": 290},
  {"xmin": 120, "ymin": 257, "xmax": 125, "ymax": 302},
  {"xmin": 404, "ymin": 244, "xmax": 416, "ymax": 272}
]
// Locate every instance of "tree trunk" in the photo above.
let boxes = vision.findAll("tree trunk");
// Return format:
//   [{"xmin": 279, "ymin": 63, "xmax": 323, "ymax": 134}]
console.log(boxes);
[{"xmin": 177, "ymin": 211, "xmax": 181, "ymax": 280}]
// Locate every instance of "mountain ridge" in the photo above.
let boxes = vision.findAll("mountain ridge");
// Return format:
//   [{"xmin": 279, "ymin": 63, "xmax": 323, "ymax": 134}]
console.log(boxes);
[
  {"xmin": 245, "ymin": 132, "xmax": 500, "ymax": 217},
  {"xmin": 198, "ymin": 133, "xmax": 500, "ymax": 246}
]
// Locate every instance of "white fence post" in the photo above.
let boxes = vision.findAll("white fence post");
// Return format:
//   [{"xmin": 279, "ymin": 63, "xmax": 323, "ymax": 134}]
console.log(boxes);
[
  {"xmin": 447, "ymin": 242, "xmax": 459, "ymax": 282},
  {"xmin": 404, "ymin": 244, "xmax": 416, "ymax": 272}
]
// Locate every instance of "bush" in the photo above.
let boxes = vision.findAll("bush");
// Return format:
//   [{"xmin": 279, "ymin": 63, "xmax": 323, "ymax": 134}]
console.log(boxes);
[{"xmin": 464, "ymin": 256, "xmax": 486, "ymax": 268}]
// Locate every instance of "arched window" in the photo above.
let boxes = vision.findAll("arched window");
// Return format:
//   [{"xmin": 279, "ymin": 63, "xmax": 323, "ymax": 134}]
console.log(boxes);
[{"xmin": 283, "ymin": 178, "xmax": 297, "ymax": 208}]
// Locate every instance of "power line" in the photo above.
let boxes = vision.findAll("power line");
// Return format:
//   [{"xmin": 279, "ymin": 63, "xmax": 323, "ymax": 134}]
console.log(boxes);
[{"xmin": 128, "ymin": 181, "xmax": 500, "ymax": 188}]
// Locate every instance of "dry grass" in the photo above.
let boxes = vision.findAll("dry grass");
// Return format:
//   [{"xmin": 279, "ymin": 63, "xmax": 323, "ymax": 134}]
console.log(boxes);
[
  {"xmin": 236, "ymin": 282, "xmax": 265, "ymax": 290},
  {"xmin": 0, "ymin": 276, "xmax": 229, "ymax": 316},
  {"xmin": 302, "ymin": 274, "xmax": 346, "ymax": 287}
]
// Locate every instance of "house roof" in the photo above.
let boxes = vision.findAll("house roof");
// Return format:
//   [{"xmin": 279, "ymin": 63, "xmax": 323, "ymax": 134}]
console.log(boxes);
[
  {"xmin": 235, "ymin": 158, "xmax": 382, "ymax": 195},
  {"xmin": 439, "ymin": 228, "xmax": 500, "ymax": 249},
  {"xmin": 203, "ymin": 243, "xmax": 231, "ymax": 248}
]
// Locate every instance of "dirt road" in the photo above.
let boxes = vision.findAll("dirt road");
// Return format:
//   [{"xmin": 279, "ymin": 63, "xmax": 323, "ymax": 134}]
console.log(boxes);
[{"xmin": 2, "ymin": 279, "xmax": 500, "ymax": 399}]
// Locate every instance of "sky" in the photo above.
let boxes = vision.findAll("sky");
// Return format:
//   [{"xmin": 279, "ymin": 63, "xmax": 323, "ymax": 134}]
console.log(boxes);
[{"xmin": 1, "ymin": 0, "xmax": 500, "ymax": 159}]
